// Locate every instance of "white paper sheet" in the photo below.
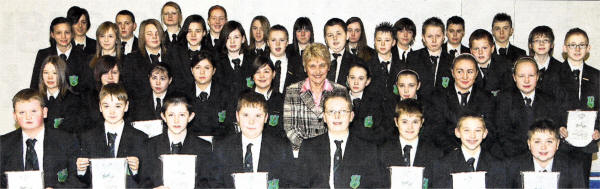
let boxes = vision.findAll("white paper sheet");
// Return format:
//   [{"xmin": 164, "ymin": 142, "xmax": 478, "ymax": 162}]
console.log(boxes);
[
  {"xmin": 451, "ymin": 171, "xmax": 486, "ymax": 189},
  {"xmin": 6, "ymin": 170, "xmax": 44, "ymax": 189},
  {"xmin": 90, "ymin": 158, "xmax": 127, "ymax": 189},
  {"xmin": 521, "ymin": 171, "xmax": 559, "ymax": 189},
  {"xmin": 389, "ymin": 166, "xmax": 424, "ymax": 189},
  {"xmin": 161, "ymin": 154, "xmax": 197, "ymax": 189},
  {"xmin": 132, "ymin": 120, "xmax": 163, "ymax": 138},
  {"xmin": 566, "ymin": 110, "xmax": 598, "ymax": 147},
  {"xmin": 232, "ymin": 172, "xmax": 268, "ymax": 189}
]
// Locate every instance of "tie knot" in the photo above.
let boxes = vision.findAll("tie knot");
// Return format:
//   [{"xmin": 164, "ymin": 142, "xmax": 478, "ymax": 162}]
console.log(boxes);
[
  {"xmin": 499, "ymin": 48, "xmax": 507, "ymax": 55},
  {"xmin": 334, "ymin": 140, "xmax": 343, "ymax": 147},
  {"xmin": 332, "ymin": 53, "xmax": 342, "ymax": 59},
  {"xmin": 429, "ymin": 56, "xmax": 439, "ymax": 64},
  {"xmin": 351, "ymin": 48, "xmax": 357, "ymax": 54},
  {"xmin": 458, "ymin": 91, "xmax": 470, "ymax": 96},
  {"xmin": 121, "ymin": 41, "xmax": 127, "ymax": 46},
  {"xmin": 467, "ymin": 157, "xmax": 476, "ymax": 170},
  {"xmin": 172, "ymin": 34, "xmax": 177, "ymax": 41},
  {"xmin": 156, "ymin": 97, "xmax": 161, "ymax": 104},
  {"xmin": 171, "ymin": 142, "xmax": 183, "ymax": 154},
  {"xmin": 76, "ymin": 44, "xmax": 84, "ymax": 49},
  {"xmin": 573, "ymin": 69, "xmax": 581, "ymax": 77},
  {"xmin": 49, "ymin": 96, "xmax": 56, "ymax": 102},
  {"xmin": 403, "ymin": 145, "xmax": 412, "ymax": 153},
  {"xmin": 524, "ymin": 97, "xmax": 532, "ymax": 106},
  {"xmin": 59, "ymin": 54, "xmax": 67, "ymax": 61},
  {"xmin": 246, "ymin": 143, "xmax": 253, "ymax": 150},
  {"xmin": 232, "ymin": 58, "xmax": 241, "ymax": 65},
  {"xmin": 381, "ymin": 61, "xmax": 391, "ymax": 66},
  {"xmin": 213, "ymin": 39, "xmax": 219, "ymax": 45},
  {"xmin": 275, "ymin": 60, "xmax": 282, "ymax": 68},
  {"xmin": 26, "ymin": 139, "xmax": 37, "ymax": 147},
  {"xmin": 352, "ymin": 98, "xmax": 361, "ymax": 108},
  {"xmin": 449, "ymin": 49, "xmax": 457, "ymax": 55},
  {"xmin": 199, "ymin": 92, "xmax": 208, "ymax": 102},
  {"xmin": 150, "ymin": 54, "xmax": 161, "ymax": 64},
  {"xmin": 107, "ymin": 132, "xmax": 117, "ymax": 143}
]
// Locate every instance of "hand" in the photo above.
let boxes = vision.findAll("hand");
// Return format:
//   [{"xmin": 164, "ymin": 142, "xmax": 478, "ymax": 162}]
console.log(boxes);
[
  {"xmin": 559, "ymin": 127, "xmax": 568, "ymax": 138},
  {"xmin": 154, "ymin": 186, "xmax": 169, "ymax": 189},
  {"xmin": 76, "ymin": 158, "xmax": 90, "ymax": 172},
  {"xmin": 593, "ymin": 130, "xmax": 600, "ymax": 140},
  {"xmin": 126, "ymin": 156, "xmax": 139, "ymax": 171}
]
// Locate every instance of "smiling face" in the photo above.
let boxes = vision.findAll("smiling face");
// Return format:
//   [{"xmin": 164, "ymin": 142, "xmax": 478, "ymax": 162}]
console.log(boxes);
[
  {"xmin": 513, "ymin": 61, "xmax": 538, "ymax": 96},
  {"xmin": 530, "ymin": 35, "xmax": 553, "ymax": 56},
  {"xmin": 237, "ymin": 105, "xmax": 267, "ymax": 139},
  {"xmin": 304, "ymin": 58, "xmax": 329, "ymax": 87},
  {"xmin": 144, "ymin": 24, "xmax": 161, "ymax": 50},
  {"xmin": 99, "ymin": 95, "xmax": 128, "ymax": 125},
  {"xmin": 422, "ymin": 25, "xmax": 444, "ymax": 53},
  {"xmin": 492, "ymin": 21, "xmax": 513, "ymax": 44},
  {"xmin": 455, "ymin": 117, "xmax": 487, "ymax": 152},
  {"xmin": 101, "ymin": 66, "xmax": 120, "ymax": 86},
  {"xmin": 253, "ymin": 65, "xmax": 275, "ymax": 91},
  {"xmin": 375, "ymin": 31, "xmax": 396, "ymax": 56},
  {"xmin": 452, "ymin": 59, "xmax": 477, "ymax": 91},
  {"xmin": 73, "ymin": 15, "xmax": 88, "ymax": 37},
  {"xmin": 226, "ymin": 29, "xmax": 245, "ymax": 54},
  {"xmin": 14, "ymin": 100, "xmax": 47, "ymax": 131},
  {"xmin": 42, "ymin": 63, "xmax": 58, "ymax": 90},
  {"xmin": 251, "ymin": 20, "xmax": 264, "ymax": 43},
  {"xmin": 99, "ymin": 28, "xmax": 117, "ymax": 51},
  {"xmin": 446, "ymin": 24, "xmax": 465, "ymax": 46},
  {"xmin": 396, "ymin": 74, "xmax": 420, "ymax": 100},
  {"xmin": 296, "ymin": 28, "xmax": 311, "ymax": 45},
  {"xmin": 116, "ymin": 14, "xmax": 136, "ymax": 40},
  {"xmin": 208, "ymin": 9, "xmax": 226, "ymax": 34},
  {"xmin": 470, "ymin": 38, "xmax": 494, "ymax": 65},
  {"xmin": 324, "ymin": 97, "xmax": 354, "ymax": 134},
  {"xmin": 162, "ymin": 6, "xmax": 179, "ymax": 27},
  {"xmin": 186, "ymin": 22, "xmax": 206, "ymax": 47},
  {"xmin": 528, "ymin": 130, "xmax": 559, "ymax": 164},
  {"xmin": 347, "ymin": 66, "xmax": 370, "ymax": 93},
  {"xmin": 51, "ymin": 23, "xmax": 73, "ymax": 49},
  {"xmin": 563, "ymin": 34, "xmax": 591, "ymax": 63},
  {"xmin": 162, "ymin": 103, "xmax": 194, "ymax": 135},
  {"xmin": 191, "ymin": 59, "xmax": 216, "ymax": 86},
  {"xmin": 395, "ymin": 113, "xmax": 423, "ymax": 142},
  {"xmin": 325, "ymin": 25, "xmax": 347, "ymax": 53},
  {"xmin": 267, "ymin": 30, "xmax": 288, "ymax": 58},
  {"xmin": 149, "ymin": 70, "xmax": 171, "ymax": 95},
  {"xmin": 347, "ymin": 22, "xmax": 361, "ymax": 44}
]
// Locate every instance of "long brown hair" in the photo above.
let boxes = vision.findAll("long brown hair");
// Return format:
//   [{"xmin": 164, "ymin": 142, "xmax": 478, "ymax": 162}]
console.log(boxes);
[
  {"xmin": 138, "ymin": 19, "xmax": 167, "ymax": 58},
  {"xmin": 38, "ymin": 55, "xmax": 69, "ymax": 98},
  {"xmin": 91, "ymin": 21, "xmax": 122, "ymax": 68}
]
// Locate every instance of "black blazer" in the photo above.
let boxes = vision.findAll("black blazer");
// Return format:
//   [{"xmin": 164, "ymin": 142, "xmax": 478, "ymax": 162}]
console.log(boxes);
[
  {"xmin": 269, "ymin": 52, "xmax": 306, "ymax": 94},
  {"xmin": 537, "ymin": 57, "xmax": 564, "ymax": 100},
  {"xmin": 348, "ymin": 45, "xmax": 376, "ymax": 63},
  {"xmin": 186, "ymin": 81, "xmax": 235, "ymax": 139},
  {"xmin": 327, "ymin": 50, "xmax": 363, "ymax": 86},
  {"xmin": 493, "ymin": 43, "xmax": 527, "ymax": 63},
  {"xmin": 72, "ymin": 36, "xmax": 97, "ymax": 55},
  {"xmin": 141, "ymin": 132, "xmax": 213, "ymax": 188},
  {"xmin": 76, "ymin": 121, "xmax": 148, "ymax": 187},
  {"xmin": 44, "ymin": 90, "xmax": 87, "ymax": 134},
  {"xmin": 263, "ymin": 91, "xmax": 286, "ymax": 139},
  {"xmin": 215, "ymin": 53, "xmax": 256, "ymax": 94},
  {"xmin": 31, "ymin": 46, "xmax": 92, "ymax": 94},
  {"xmin": 129, "ymin": 89, "xmax": 177, "ymax": 122},
  {"xmin": 367, "ymin": 52, "xmax": 404, "ymax": 101},
  {"xmin": 378, "ymin": 137, "xmax": 442, "ymax": 187},
  {"xmin": 430, "ymin": 148, "xmax": 507, "ymax": 188},
  {"xmin": 349, "ymin": 89, "xmax": 388, "ymax": 145},
  {"xmin": 1, "ymin": 128, "xmax": 83, "ymax": 188},
  {"xmin": 473, "ymin": 54, "xmax": 513, "ymax": 95},
  {"xmin": 212, "ymin": 133, "xmax": 295, "ymax": 188},
  {"xmin": 250, "ymin": 46, "xmax": 270, "ymax": 57},
  {"xmin": 506, "ymin": 152, "xmax": 585, "ymax": 188},
  {"xmin": 390, "ymin": 45, "xmax": 412, "ymax": 63},
  {"xmin": 405, "ymin": 48, "xmax": 453, "ymax": 96},
  {"xmin": 122, "ymin": 37, "xmax": 139, "ymax": 55},
  {"xmin": 200, "ymin": 34, "xmax": 218, "ymax": 54},
  {"xmin": 297, "ymin": 133, "xmax": 384, "ymax": 188},
  {"xmin": 441, "ymin": 42, "xmax": 470, "ymax": 60},
  {"xmin": 163, "ymin": 30, "xmax": 180, "ymax": 48}
]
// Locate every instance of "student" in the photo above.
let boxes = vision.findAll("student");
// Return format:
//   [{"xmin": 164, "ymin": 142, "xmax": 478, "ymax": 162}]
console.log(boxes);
[
  {"xmin": 346, "ymin": 64, "xmax": 387, "ymax": 144},
  {"xmin": 442, "ymin": 16, "xmax": 470, "ymax": 59},
  {"xmin": 1, "ymin": 89, "xmax": 82, "ymax": 188},
  {"xmin": 367, "ymin": 22, "xmax": 402, "ymax": 100},
  {"xmin": 429, "ymin": 54, "xmax": 496, "ymax": 153},
  {"xmin": 287, "ymin": 17, "xmax": 314, "ymax": 57},
  {"xmin": 507, "ymin": 119, "xmax": 585, "ymax": 188},
  {"xmin": 249, "ymin": 16, "xmax": 270, "ymax": 56},
  {"xmin": 115, "ymin": 10, "xmax": 139, "ymax": 55},
  {"xmin": 141, "ymin": 95, "xmax": 214, "ymax": 188},
  {"xmin": 130, "ymin": 63, "xmax": 174, "ymax": 122},
  {"xmin": 31, "ymin": 17, "xmax": 89, "ymax": 94},
  {"xmin": 323, "ymin": 18, "xmax": 362, "ymax": 85},
  {"xmin": 469, "ymin": 29, "xmax": 513, "ymax": 95},
  {"xmin": 297, "ymin": 92, "xmax": 383, "ymax": 188},
  {"xmin": 89, "ymin": 21, "xmax": 123, "ymax": 66},
  {"xmin": 557, "ymin": 28, "xmax": 600, "ymax": 186},
  {"xmin": 37, "ymin": 55, "xmax": 86, "ymax": 133},
  {"xmin": 75, "ymin": 83, "xmax": 147, "ymax": 188},
  {"xmin": 495, "ymin": 57, "xmax": 565, "ymax": 159},
  {"xmin": 201, "ymin": 5, "xmax": 228, "ymax": 52},
  {"xmin": 283, "ymin": 43, "xmax": 348, "ymax": 150},
  {"xmin": 177, "ymin": 14, "xmax": 208, "ymax": 61},
  {"xmin": 267, "ymin": 24, "xmax": 305, "ymax": 94},
  {"xmin": 161, "ymin": 1, "xmax": 183, "ymax": 47},
  {"xmin": 67, "ymin": 6, "xmax": 96, "ymax": 55},
  {"xmin": 346, "ymin": 17, "xmax": 375, "ymax": 62},
  {"xmin": 84, "ymin": 55, "xmax": 122, "ymax": 125},
  {"xmin": 391, "ymin": 18, "xmax": 416, "ymax": 63},
  {"xmin": 430, "ymin": 113, "xmax": 506, "ymax": 188},
  {"xmin": 528, "ymin": 26, "xmax": 563, "ymax": 99},
  {"xmin": 378, "ymin": 99, "xmax": 442, "ymax": 187},
  {"xmin": 396, "ymin": 69, "xmax": 422, "ymax": 101},
  {"xmin": 187, "ymin": 51, "xmax": 234, "ymax": 139},
  {"xmin": 213, "ymin": 91, "xmax": 294, "ymax": 188},
  {"xmin": 491, "ymin": 13, "xmax": 526, "ymax": 63},
  {"xmin": 215, "ymin": 21, "xmax": 255, "ymax": 94},
  {"xmin": 405, "ymin": 17, "xmax": 452, "ymax": 96},
  {"xmin": 249, "ymin": 56, "xmax": 286, "ymax": 138}
]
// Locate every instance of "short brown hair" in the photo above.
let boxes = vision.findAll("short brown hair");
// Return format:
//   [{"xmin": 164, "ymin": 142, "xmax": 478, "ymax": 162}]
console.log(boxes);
[
  {"xmin": 236, "ymin": 90, "xmax": 268, "ymax": 113},
  {"xmin": 99, "ymin": 83, "xmax": 128, "ymax": 103},
  {"xmin": 456, "ymin": 113, "xmax": 486, "ymax": 129},
  {"xmin": 394, "ymin": 99, "xmax": 423, "ymax": 118},
  {"xmin": 13, "ymin": 88, "xmax": 45, "ymax": 110},
  {"xmin": 302, "ymin": 43, "xmax": 331, "ymax": 68}
]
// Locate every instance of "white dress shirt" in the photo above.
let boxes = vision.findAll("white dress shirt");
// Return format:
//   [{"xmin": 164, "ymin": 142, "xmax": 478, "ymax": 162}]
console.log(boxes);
[
  {"xmin": 22, "ymin": 128, "xmax": 45, "ymax": 170},
  {"xmin": 242, "ymin": 134, "xmax": 262, "ymax": 172}
]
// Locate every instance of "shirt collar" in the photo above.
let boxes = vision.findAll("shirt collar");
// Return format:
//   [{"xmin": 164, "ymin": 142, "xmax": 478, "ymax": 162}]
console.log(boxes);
[
  {"xmin": 399, "ymin": 137, "xmax": 418, "ymax": 148},
  {"xmin": 378, "ymin": 54, "xmax": 392, "ymax": 62},
  {"xmin": 461, "ymin": 146, "xmax": 481, "ymax": 164},
  {"xmin": 168, "ymin": 130, "xmax": 186, "ymax": 144},
  {"xmin": 75, "ymin": 38, "xmax": 86, "ymax": 46},
  {"xmin": 455, "ymin": 85, "xmax": 473, "ymax": 95},
  {"xmin": 188, "ymin": 43, "xmax": 201, "ymax": 51},
  {"xmin": 567, "ymin": 61, "xmax": 584, "ymax": 71},
  {"xmin": 255, "ymin": 43, "xmax": 266, "ymax": 50},
  {"xmin": 242, "ymin": 134, "xmax": 263, "ymax": 147},
  {"xmin": 427, "ymin": 49, "xmax": 441, "ymax": 57},
  {"xmin": 495, "ymin": 42, "xmax": 510, "ymax": 49},
  {"xmin": 329, "ymin": 48, "xmax": 345, "ymax": 60},
  {"xmin": 22, "ymin": 127, "xmax": 45, "ymax": 141},
  {"xmin": 47, "ymin": 90, "xmax": 59, "ymax": 99},
  {"xmin": 56, "ymin": 46, "xmax": 72, "ymax": 58},
  {"xmin": 533, "ymin": 157, "xmax": 554, "ymax": 172},
  {"xmin": 521, "ymin": 90, "xmax": 536, "ymax": 101},
  {"xmin": 255, "ymin": 89, "xmax": 272, "ymax": 100},
  {"xmin": 104, "ymin": 121, "xmax": 125, "ymax": 135},
  {"xmin": 195, "ymin": 82, "xmax": 212, "ymax": 97},
  {"xmin": 328, "ymin": 132, "xmax": 349, "ymax": 142},
  {"xmin": 270, "ymin": 53, "xmax": 288, "ymax": 63},
  {"xmin": 538, "ymin": 57, "xmax": 550, "ymax": 70},
  {"xmin": 349, "ymin": 91, "xmax": 363, "ymax": 100},
  {"xmin": 300, "ymin": 78, "xmax": 334, "ymax": 93},
  {"xmin": 153, "ymin": 91, "xmax": 167, "ymax": 102}
]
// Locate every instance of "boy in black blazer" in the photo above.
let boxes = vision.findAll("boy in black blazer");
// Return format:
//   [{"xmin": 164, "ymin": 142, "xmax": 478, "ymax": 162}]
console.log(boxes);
[
  {"xmin": 75, "ymin": 84, "xmax": 148, "ymax": 188},
  {"xmin": 391, "ymin": 18, "xmax": 416, "ymax": 64},
  {"xmin": 213, "ymin": 91, "xmax": 294, "ymax": 188},
  {"xmin": 507, "ymin": 119, "xmax": 585, "ymax": 188},
  {"xmin": 267, "ymin": 25, "xmax": 305, "ymax": 94},
  {"xmin": 443, "ymin": 16, "xmax": 470, "ymax": 59},
  {"xmin": 298, "ymin": 92, "xmax": 383, "ymax": 188},
  {"xmin": 491, "ymin": 13, "xmax": 526, "ymax": 63},
  {"xmin": 469, "ymin": 29, "xmax": 513, "ymax": 96},
  {"xmin": 115, "ymin": 10, "xmax": 139, "ymax": 55},
  {"xmin": 367, "ymin": 22, "xmax": 403, "ymax": 101},
  {"xmin": 1, "ymin": 89, "xmax": 82, "ymax": 188},
  {"xmin": 323, "ymin": 18, "xmax": 363, "ymax": 86},
  {"xmin": 430, "ymin": 113, "xmax": 506, "ymax": 188},
  {"xmin": 528, "ymin": 26, "xmax": 563, "ymax": 100},
  {"xmin": 378, "ymin": 99, "xmax": 442, "ymax": 187}
]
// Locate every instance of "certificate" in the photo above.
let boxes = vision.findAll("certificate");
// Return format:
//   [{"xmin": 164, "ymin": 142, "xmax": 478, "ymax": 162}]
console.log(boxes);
[
  {"xmin": 6, "ymin": 170, "xmax": 44, "ymax": 189},
  {"xmin": 161, "ymin": 154, "xmax": 197, "ymax": 189},
  {"xmin": 132, "ymin": 119, "xmax": 163, "ymax": 138},
  {"xmin": 91, "ymin": 158, "xmax": 127, "ymax": 189},
  {"xmin": 232, "ymin": 172, "xmax": 268, "ymax": 189},
  {"xmin": 521, "ymin": 171, "xmax": 559, "ymax": 189},
  {"xmin": 566, "ymin": 110, "xmax": 598, "ymax": 147},
  {"xmin": 389, "ymin": 166, "xmax": 424, "ymax": 189},
  {"xmin": 451, "ymin": 171, "xmax": 486, "ymax": 189}
]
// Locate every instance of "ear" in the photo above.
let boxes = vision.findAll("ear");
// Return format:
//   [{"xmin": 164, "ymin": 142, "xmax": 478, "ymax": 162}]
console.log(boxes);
[
  {"xmin": 513, "ymin": 73, "xmax": 517, "ymax": 82},
  {"xmin": 235, "ymin": 111, "xmax": 240, "ymax": 123},
  {"xmin": 188, "ymin": 112, "xmax": 195, "ymax": 122},
  {"xmin": 42, "ymin": 107, "xmax": 48, "ymax": 119},
  {"xmin": 160, "ymin": 112, "xmax": 167, "ymax": 122},
  {"xmin": 242, "ymin": 36, "xmax": 246, "ymax": 44},
  {"xmin": 133, "ymin": 23, "xmax": 137, "ymax": 31},
  {"xmin": 394, "ymin": 117, "xmax": 399, "ymax": 127},
  {"xmin": 263, "ymin": 113, "xmax": 269, "ymax": 123},
  {"xmin": 349, "ymin": 111, "xmax": 355, "ymax": 121},
  {"xmin": 454, "ymin": 127, "xmax": 461, "ymax": 138},
  {"xmin": 124, "ymin": 101, "xmax": 129, "ymax": 112},
  {"xmin": 392, "ymin": 39, "xmax": 397, "ymax": 46},
  {"xmin": 416, "ymin": 82, "xmax": 421, "ymax": 90},
  {"xmin": 483, "ymin": 128, "xmax": 488, "ymax": 139},
  {"xmin": 168, "ymin": 77, "xmax": 173, "ymax": 85}
]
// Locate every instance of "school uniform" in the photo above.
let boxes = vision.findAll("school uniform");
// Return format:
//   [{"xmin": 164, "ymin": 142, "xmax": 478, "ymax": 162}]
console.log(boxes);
[
  {"xmin": 186, "ymin": 81, "xmax": 235, "ymax": 139},
  {"xmin": 163, "ymin": 30, "xmax": 180, "ymax": 48},
  {"xmin": 297, "ymin": 133, "xmax": 384, "ymax": 188},
  {"xmin": 44, "ymin": 89, "xmax": 87, "ymax": 134},
  {"xmin": 349, "ymin": 89, "xmax": 388, "ymax": 145},
  {"xmin": 378, "ymin": 137, "xmax": 442, "ymax": 188},
  {"xmin": 536, "ymin": 57, "xmax": 564, "ymax": 100},
  {"xmin": 286, "ymin": 43, "xmax": 304, "ymax": 58},
  {"xmin": 269, "ymin": 52, "xmax": 306, "ymax": 94},
  {"xmin": 327, "ymin": 49, "xmax": 363, "ymax": 86},
  {"xmin": 258, "ymin": 90, "xmax": 286, "ymax": 139},
  {"xmin": 73, "ymin": 36, "xmax": 97, "ymax": 55},
  {"xmin": 506, "ymin": 152, "xmax": 585, "ymax": 188},
  {"xmin": 348, "ymin": 45, "xmax": 376, "ymax": 63},
  {"xmin": 129, "ymin": 89, "xmax": 175, "ymax": 122},
  {"xmin": 200, "ymin": 34, "xmax": 219, "ymax": 54},
  {"xmin": 473, "ymin": 54, "xmax": 513, "ymax": 96},
  {"xmin": 121, "ymin": 36, "xmax": 139, "ymax": 55},
  {"xmin": 494, "ymin": 43, "xmax": 527, "ymax": 63},
  {"xmin": 212, "ymin": 133, "xmax": 295, "ymax": 188},
  {"xmin": 80, "ymin": 89, "xmax": 104, "ymax": 125},
  {"xmin": 0, "ymin": 128, "xmax": 83, "ymax": 188},
  {"xmin": 141, "ymin": 132, "xmax": 213, "ymax": 188},
  {"xmin": 215, "ymin": 53, "xmax": 256, "ymax": 94},
  {"xmin": 430, "ymin": 148, "xmax": 507, "ymax": 188},
  {"xmin": 367, "ymin": 53, "xmax": 404, "ymax": 102},
  {"xmin": 495, "ymin": 89, "xmax": 565, "ymax": 159},
  {"xmin": 442, "ymin": 42, "xmax": 470, "ymax": 60},
  {"xmin": 76, "ymin": 121, "xmax": 148, "ymax": 188},
  {"xmin": 251, "ymin": 44, "xmax": 270, "ymax": 57},
  {"xmin": 31, "ymin": 46, "xmax": 92, "ymax": 94},
  {"xmin": 405, "ymin": 48, "xmax": 453, "ymax": 96},
  {"xmin": 390, "ymin": 45, "xmax": 412, "ymax": 64}
]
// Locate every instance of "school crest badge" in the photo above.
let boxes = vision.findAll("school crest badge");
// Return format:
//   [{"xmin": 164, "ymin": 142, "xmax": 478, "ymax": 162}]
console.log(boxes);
[
  {"xmin": 350, "ymin": 175, "xmax": 361, "ymax": 189},
  {"xmin": 491, "ymin": 90, "xmax": 499, "ymax": 97},
  {"xmin": 218, "ymin": 110, "xmax": 226, "ymax": 123},
  {"xmin": 69, "ymin": 75, "xmax": 79, "ymax": 87},
  {"xmin": 246, "ymin": 77, "xmax": 255, "ymax": 88},
  {"xmin": 57, "ymin": 168, "xmax": 68, "ymax": 183},
  {"xmin": 441, "ymin": 77, "xmax": 449, "ymax": 88},
  {"xmin": 364, "ymin": 116, "xmax": 373, "ymax": 128},
  {"xmin": 53, "ymin": 118, "xmax": 64, "ymax": 128},
  {"xmin": 268, "ymin": 179, "xmax": 279, "ymax": 189},
  {"xmin": 393, "ymin": 85, "xmax": 399, "ymax": 95},
  {"xmin": 423, "ymin": 178, "xmax": 429, "ymax": 189},
  {"xmin": 269, "ymin": 115, "xmax": 279, "ymax": 127},
  {"xmin": 588, "ymin": 96, "xmax": 595, "ymax": 109}
]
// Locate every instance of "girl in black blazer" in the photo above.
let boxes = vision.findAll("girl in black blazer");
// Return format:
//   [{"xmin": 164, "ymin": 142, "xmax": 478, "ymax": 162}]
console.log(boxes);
[
  {"xmin": 160, "ymin": 1, "xmax": 183, "ymax": 48},
  {"xmin": 177, "ymin": 15, "xmax": 208, "ymax": 61},
  {"xmin": 248, "ymin": 56, "xmax": 285, "ymax": 138},
  {"xmin": 346, "ymin": 17, "xmax": 375, "ymax": 62},
  {"xmin": 215, "ymin": 21, "xmax": 255, "ymax": 94},
  {"xmin": 287, "ymin": 17, "xmax": 314, "ymax": 57},
  {"xmin": 67, "ymin": 6, "xmax": 96, "ymax": 55}
]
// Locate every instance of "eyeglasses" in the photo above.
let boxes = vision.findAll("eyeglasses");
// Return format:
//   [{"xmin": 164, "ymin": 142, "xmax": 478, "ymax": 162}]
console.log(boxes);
[
  {"xmin": 567, "ymin": 43, "xmax": 588, "ymax": 49},
  {"xmin": 533, "ymin": 39, "xmax": 550, "ymax": 44},
  {"xmin": 325, "ymin": 110, "xmax": 351, "ymax": 117}
]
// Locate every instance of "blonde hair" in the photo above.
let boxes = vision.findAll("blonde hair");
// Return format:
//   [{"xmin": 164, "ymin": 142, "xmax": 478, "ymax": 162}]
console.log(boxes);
[
  {"xmin": 161, "ymin": 1, "xmax": 183, "ymax": 27},
  {"xmin": 138, "ymin": 19, "xmax": 166, "ymax": 58},
  {"xmin": 99, "ymin": 83, "xmax": 128, "ymax": 102},
  {"xmin": 302, "ymin": 43, "xmax": 331, "ymax": 68},
  {"xmin": 92, "ymin": 21, "xmax": 122, "ymax": 68}
]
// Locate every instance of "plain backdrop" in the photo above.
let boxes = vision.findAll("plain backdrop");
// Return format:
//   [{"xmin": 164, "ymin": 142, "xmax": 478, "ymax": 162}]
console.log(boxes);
[{"xmin": 0, "ymin": 0, "xmax": 599, "ymax": 134}]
